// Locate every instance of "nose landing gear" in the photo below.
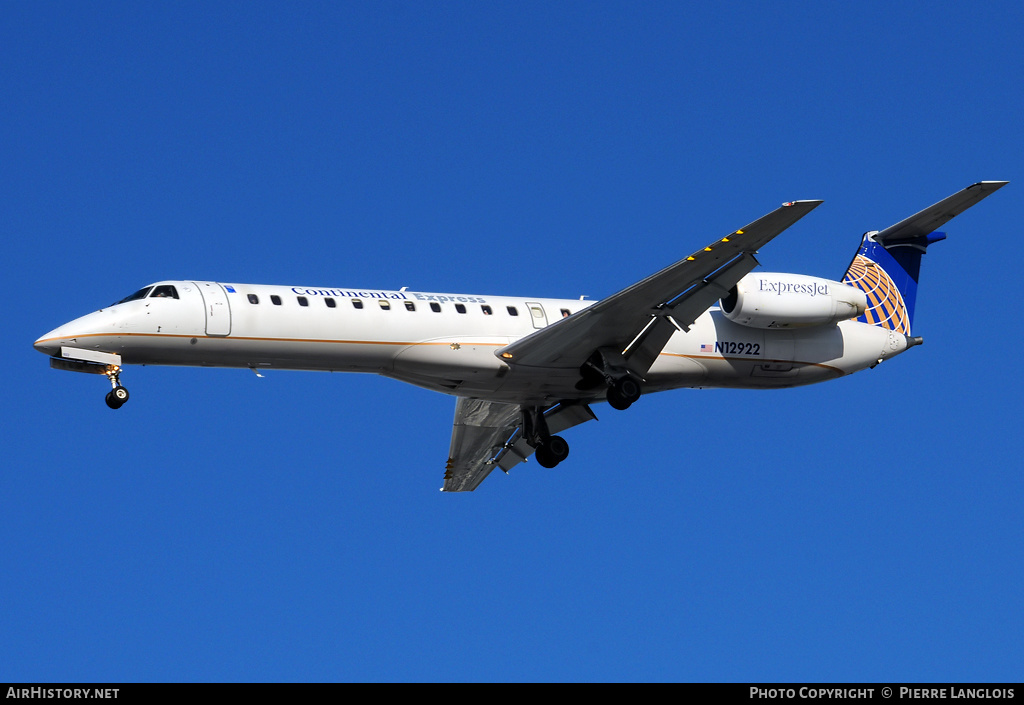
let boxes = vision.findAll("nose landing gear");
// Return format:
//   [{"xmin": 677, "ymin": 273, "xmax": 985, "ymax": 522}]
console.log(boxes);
[{"xmin": 104, "ymin": 366, "xmax": 129, "ymax": 409}]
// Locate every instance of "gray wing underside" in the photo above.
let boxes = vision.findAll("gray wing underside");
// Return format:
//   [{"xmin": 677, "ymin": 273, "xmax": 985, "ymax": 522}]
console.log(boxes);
[
  {"xmin": 442, "ymin": 398, "xmax": 521, "ymax": 492},
  {"xmin": 442, "ymin": 398, "xmax": 597, "ymax": 492},
  {"xmin": 495, "ymin": 199, "xmax": 823, "ymax": 377}
]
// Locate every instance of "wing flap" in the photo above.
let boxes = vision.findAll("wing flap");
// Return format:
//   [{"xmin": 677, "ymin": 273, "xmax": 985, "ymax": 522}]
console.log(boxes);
[{"xmin": 622, "ymin": 252, "xmax": 759, "ymax": 375}]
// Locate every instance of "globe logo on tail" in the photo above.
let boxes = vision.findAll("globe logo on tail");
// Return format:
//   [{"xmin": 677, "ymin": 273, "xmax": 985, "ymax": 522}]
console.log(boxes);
[{"xmin": 842, "ymin": 254, "xmax": 911, "ymax": 335}]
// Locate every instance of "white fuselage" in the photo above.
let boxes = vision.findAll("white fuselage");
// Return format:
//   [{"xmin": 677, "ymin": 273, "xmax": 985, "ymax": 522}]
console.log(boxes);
[{"xmin": 34, "ymin": 280, "xmax": 908, "ymax": 404}]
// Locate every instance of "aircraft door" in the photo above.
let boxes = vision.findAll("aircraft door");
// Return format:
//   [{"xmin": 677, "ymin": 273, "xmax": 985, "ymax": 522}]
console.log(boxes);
[
  {"xmin": 755, "ymin": 329, "xmax": 795, "ymax": 376},
  {"xmin": 526, "ymin": 302, "xmax": 548, "ymax": 329},
  {"xmin": 193, "ymin": 281, "xmax": 232, "ymax": 336}
]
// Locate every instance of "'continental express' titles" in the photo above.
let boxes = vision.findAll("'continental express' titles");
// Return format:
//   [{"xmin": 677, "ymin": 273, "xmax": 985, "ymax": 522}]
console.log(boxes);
[{"xmin": 290, "ymin": 288, "xmax": 488, "ymax": 304}]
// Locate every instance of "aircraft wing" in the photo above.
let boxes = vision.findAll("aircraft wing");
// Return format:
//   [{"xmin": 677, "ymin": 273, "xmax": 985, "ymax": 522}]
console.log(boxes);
[
  {"xmin": 495, "ymin": 199, "xmax": 823, "ymax": 376},
  {"xmin": 443, "ymin": 398, "xmax": 597, "ymax": 492},
  {"xmin": 874, "ymin": 181, "xmax": 1008, "ymax": 244}
]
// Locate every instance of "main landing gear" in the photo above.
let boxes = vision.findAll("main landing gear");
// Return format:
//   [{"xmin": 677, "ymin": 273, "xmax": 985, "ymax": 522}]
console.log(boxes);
[
  {"xmin": 606, "ymin": 375, "xmax": 641, "ymax": 411},
  {"xmin": 104, "ymin": 366, "xmax": 129, "ymax": 409},
  {"xmin": 535, "ymin": 434, "xmax": 570, "ymax": 469},
  {"xmin": 523, "ymin": 406, "xmax": 570, "ymax": 469},
  {"xmin": 578, "ymin": 349, "xmax": 644, "ymax": 411}
]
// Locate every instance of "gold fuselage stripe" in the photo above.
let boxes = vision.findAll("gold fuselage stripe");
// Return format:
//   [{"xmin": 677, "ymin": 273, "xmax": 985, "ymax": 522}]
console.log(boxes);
[{"xmin": 38, "ymin": 331, "xmax": 846, "ymax": 374}]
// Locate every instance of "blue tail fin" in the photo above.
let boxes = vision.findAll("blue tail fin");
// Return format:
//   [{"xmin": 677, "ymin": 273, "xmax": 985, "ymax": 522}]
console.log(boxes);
[
  {"xmin": 840, "ymin": 181, "xmax": 1007, "ymax": 335},
  {"xmin": 841, "ymin": 231, "xmax": 945, "ymax": 335}
]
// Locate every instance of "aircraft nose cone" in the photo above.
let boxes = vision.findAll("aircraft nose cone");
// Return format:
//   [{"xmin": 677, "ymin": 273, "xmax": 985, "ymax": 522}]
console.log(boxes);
[
  {"xmin": 34, "ymin": 309, "xmax": 119, "ymax": 356},
  {"xmin": 34, "ymin": 319, "xmax": 83, "ymax": 356},
  {"xmin": 34, "ymin": 329, "xmax": 63, "ymax": 355}
]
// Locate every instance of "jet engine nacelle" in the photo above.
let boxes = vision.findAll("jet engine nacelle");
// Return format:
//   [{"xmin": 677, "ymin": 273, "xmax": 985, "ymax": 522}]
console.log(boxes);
[{"xmin": 720, "ymin": 272, "xmax": 867, "ymax": 329}]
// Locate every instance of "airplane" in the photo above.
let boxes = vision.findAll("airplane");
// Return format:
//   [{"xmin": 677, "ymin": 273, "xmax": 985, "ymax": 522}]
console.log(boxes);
[{"xmin": 34, "ymin": 181, "xmax": 1007, "ymax": 491}]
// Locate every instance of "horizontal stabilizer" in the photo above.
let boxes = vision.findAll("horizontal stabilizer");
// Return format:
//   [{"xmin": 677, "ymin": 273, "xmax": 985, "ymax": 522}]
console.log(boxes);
[
  {"xmin": 874, "ymin": 181, "xmax": 1007, "ymax": 245},
  {"xmin": 843, "ymin": 180, "xmax": 1008, "ymax": 335}
]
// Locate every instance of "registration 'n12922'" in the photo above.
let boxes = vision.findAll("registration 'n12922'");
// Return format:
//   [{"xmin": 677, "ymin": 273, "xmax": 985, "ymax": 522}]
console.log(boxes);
[{"xmin": 715, "ymin": 341, "xmax": 761, "ymax": 355}]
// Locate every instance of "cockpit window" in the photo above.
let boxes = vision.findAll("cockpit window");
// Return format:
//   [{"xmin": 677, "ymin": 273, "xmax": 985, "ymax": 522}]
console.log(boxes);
[
  {"xmin": 115, "ymin": 287, "xmax": 153, "ymax": 304},
  {"xmin": 150, "ymin": 285, "xmax": 179, "ymax": 299}
]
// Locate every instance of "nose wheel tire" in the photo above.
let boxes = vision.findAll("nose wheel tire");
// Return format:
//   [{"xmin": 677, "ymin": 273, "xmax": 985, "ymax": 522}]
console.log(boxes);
[
  {"xmin": 105, "ymin": 386, "xmax": 129, "ymax": 409},
  {"xmin": 535, "ymin": 435, "xmax": 570, "ymax": 468}
]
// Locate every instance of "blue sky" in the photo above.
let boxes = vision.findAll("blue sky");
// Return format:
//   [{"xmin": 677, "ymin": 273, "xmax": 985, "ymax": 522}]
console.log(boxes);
[{"xmin": 2, "ymin": 1, "xmax": 1021, "ymax": 682}]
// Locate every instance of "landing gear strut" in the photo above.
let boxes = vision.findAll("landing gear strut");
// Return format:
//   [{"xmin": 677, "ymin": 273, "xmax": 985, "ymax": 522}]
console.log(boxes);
[
  {"xmin": 104, "ymin": 366, "xmax": 129, "ymax": 409},
  {"xmin": 523, "ymin": 406, "xmax": 570, "ymax": 469}
]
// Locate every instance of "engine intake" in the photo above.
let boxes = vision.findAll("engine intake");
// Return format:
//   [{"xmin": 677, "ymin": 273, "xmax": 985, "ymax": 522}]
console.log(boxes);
[{"xmin": 720, "ymin": 273, "xmax": 867, "ymax": 329}]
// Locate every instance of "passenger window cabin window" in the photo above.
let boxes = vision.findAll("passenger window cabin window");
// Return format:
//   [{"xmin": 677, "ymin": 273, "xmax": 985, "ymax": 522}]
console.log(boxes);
[
  {"xmin": 271, "ymin": 295, "xmax": 282, "ymax": 306},
  {"xmin": 507, "ymin": 306, "xmax": 519, "ymax": 316},
  {"xmin": 325, "ymin": 298, "xmax": 336, "ymax": 308},
  {"xmin": 405, "ymin": 301, "xmax": 416, "ymax": 312},
  {"xmin": 430, "ymin": 302, "xmax": 441, "ymax": 313},
  {"xmin": 379, "ymin": 300, "xmax": 391, "ymax": 310},
  {"xmin": 352, "ymin": 299, "xmax": 363, "ymax": 309},
  {"xmin": 150, "ymin": 285, "xmax": 179, "ymax": 299},
  {"xmin": 481, "ymin": 305, "xmax": 492, "ymax": 315},
  {"xmin": 455, "ymin": 303, "xmax": 466, "ymax": 314},
  {"xmin": 247, "ymin": 294, "xmax": 259, "ymax": 304},
  {"xmin": 297, "ymin": 296, "xmax": 309, "ymax": 307}
]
